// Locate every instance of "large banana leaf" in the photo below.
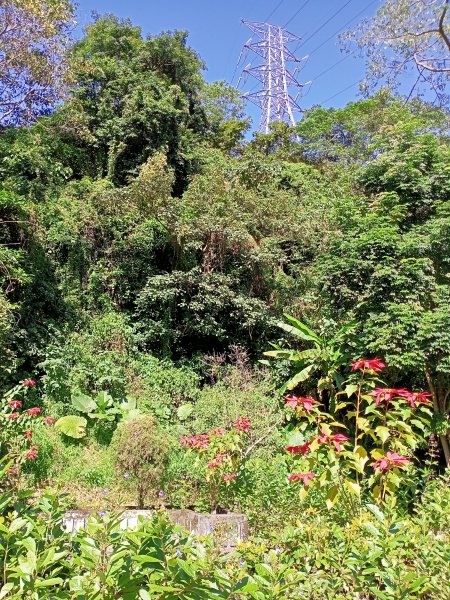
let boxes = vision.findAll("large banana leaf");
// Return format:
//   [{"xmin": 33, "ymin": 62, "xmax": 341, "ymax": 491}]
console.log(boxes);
[{"xmin": 285, "ymin": 364, "xmax": 318, "ymax": 390}]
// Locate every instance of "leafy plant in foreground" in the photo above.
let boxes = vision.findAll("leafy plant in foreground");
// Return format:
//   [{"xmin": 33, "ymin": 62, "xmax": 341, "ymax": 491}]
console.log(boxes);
[{"xmin": 281, "ymin": 358, "xmax": 432, "ymax": 511}]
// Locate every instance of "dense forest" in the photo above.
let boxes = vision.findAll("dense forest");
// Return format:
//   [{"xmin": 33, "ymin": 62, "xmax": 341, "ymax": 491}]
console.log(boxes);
[{"xmin": 1, "ymin": 3, "xmax": 450, "ymax": 598}]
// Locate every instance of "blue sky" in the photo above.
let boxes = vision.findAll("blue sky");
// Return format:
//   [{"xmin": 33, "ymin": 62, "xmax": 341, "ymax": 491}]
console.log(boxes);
[{"xmin": 74, "ymin": 0, "xmax": 381, "ymax": 127}]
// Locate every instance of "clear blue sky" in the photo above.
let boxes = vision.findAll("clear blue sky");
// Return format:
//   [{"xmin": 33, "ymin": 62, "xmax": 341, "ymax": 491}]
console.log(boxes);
[{"xmin": 74, "ymin": 0, "xmax": 381, "ymax": 127}]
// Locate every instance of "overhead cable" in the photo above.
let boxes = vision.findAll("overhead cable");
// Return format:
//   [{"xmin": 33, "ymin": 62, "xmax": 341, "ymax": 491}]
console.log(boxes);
[{"xmin": 284, "ymin": 0, "xmax": 312, "ymax": 27}]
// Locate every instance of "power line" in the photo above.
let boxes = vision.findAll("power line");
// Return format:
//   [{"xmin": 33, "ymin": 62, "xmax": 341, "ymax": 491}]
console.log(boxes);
[
  {"xmin": 320, "ymin": 79, "xmax": 361, "ymax": 105},
  {"xmin": 313, "ymin": 53, "xmax": 352, "ymax": 81},
  {"xmin": 284, "ymin": 0, "xmax": 312, "ymax": 27},
  {"xmin": 265, "ymin": 0, "xmax": 286, "ymax": 22},
  {"xmin": 308, "ymin": 0, "xmax": 378, "ymax": 56},
  {"xmin": 301, "ymin": 0, "xmax": 354, "ymax": 46}
]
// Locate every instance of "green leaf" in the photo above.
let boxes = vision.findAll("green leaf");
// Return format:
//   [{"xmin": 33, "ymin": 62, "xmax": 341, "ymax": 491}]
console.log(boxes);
[
  {"xmin": 366, "ymin": 504, "xmax": 385, "ymax": 522},
  {"xmin": 353, "ymin": 445, "xmax": 369, "ymax": 473},
  {"xmin": 177, "ymin": 403, "xmax": 194, "ymax": 421},
  {"xmin": 345, "ymin": 479, "xmax": 361, "ymax": 496},
  {"xmin": 0, "ymin": 583, "xmax": 14, "ymax": 599},
  {"xmin": 280, "ymin": 315, "xmax": 321, "ymax": 342},
  {"xmin": 72, "ymin": 393, "xmax": 97, "ymax": 414},
  {"xmin": 69, "ymin": 576, "xmax": 84, "ymax": 591},
  {"xmin": 375, "ymin": 426, "xmax": 390, "ymax": 444},
  {"xmin": 325, "ymin": 485, "xmax": 339, "ymax": 510},
  {"xmin": 345, "ymin": 384, "xmax": 358, "ymax": 398},
  {"xmin": 285, "ymin": 364, "xmax": 317, "ymax": 390},
  {"xmin": 34, "ymin": 578, "xmax": 64, "ymax": 588},
  {"xmin": 55, "ymin": 415, "xmax": 87, "ymax": 439},
  {"xmin": 364, "ymin": 522, "xmax": 382, "ymax": 537}
]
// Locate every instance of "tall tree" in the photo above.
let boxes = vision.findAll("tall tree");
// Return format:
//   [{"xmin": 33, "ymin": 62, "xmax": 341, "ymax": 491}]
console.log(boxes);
[
  {"xmin": 0, "ymin": 0, "xmax": 74, "ymax": 126},
  {"xmin": 342, "ymin": 0, "xmax": 450, "ymax": 105}
]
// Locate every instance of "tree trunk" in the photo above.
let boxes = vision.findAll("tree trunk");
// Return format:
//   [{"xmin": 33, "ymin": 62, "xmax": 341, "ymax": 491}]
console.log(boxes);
[{"xmin": 425, "ymin": 368, "xmax": 450, "ymax": 467}]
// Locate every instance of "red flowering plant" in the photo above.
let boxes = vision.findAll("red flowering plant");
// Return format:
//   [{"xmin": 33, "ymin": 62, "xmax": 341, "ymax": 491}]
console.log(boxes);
[
  {"xmin": 0, "ymin": 379, "xmax": 55, "ymax": 487},
  {"xmin": 281, "ymin": 358, "xmax": 432, "ymax": 510},
  {"xmin": 179, "ymin": 417, "xmax": 251, "ymax": 512}
]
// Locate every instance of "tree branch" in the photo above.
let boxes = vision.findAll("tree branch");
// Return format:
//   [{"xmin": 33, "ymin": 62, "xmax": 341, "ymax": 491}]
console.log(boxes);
[
  {"xmin": 438, "ymin": 0, "xmax": 450, "ymax": 51},
  {"xmin": 414, "ymin": 53, "xmax": 450, "ymax": 71},
  {"xmin": 243, "ymin": 418, "xmax": 282, "ymax": 458}
]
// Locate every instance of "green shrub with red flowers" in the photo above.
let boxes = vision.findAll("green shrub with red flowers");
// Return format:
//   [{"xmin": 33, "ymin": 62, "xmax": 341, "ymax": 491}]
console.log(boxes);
[
  {"xmin": 0, "ymin": 378, "xmax": 56, "ymax": 487},
  {"xmin": 180, "ymin": 417, "xmax": 252, "ymax": 512},
  {"xmin": 277, "ymin": 352, "xmax": 432, "ymax": 512}
]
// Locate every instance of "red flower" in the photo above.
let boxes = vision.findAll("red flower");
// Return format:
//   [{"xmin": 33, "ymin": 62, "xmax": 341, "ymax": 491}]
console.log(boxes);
[
  {"xmin": 24, "ymin": 429, "xmax": 33, "ymax": 439},
  {"xmin": 316, "ymin": 430, "xmax": 349, "ymax": 452},
  {"xmin": 26, "ymin": 407, "xmax": 41, "ymax": 417},
  {"xmin": 44, "ymin": 416, "xmax": 56, "ymax": 425},
  {"xmin": 283, "ymin": 395, "xmax": 318, "ymax": 414},
  {"xmin": 406, "ymin": 391, "xmax": 432, "ymax": 409},
  {"xmin": 368, "ymin": 388, "xmax": 410, "ymax": 406},
  {"xmin": 373, "ymin": 452, "xmax": 410, "ymax": 472},
  {"xmin": 223, "ymin": 473, "xmax": 237, "ymax": 481},
  {"xmin": 180, "ymin": 434, "xmax": 210, "ymax": 449},
  {"xmin": 210, "ymin": 427, "xmax": 226, "ymax": 436},
  {"xmin": 351, "ymin": 358, "xmax": 386, "ymax": 373},
  {"xmin": 5, "ymin": 412, "xmax": 20, "ymax": 420},
  {"xmin": 288, "ymin": 472, "xmax": 316, "ymax": 486},
  {"xmin": 234, "ymin": 417, "xmax": 251, "ymax": 433},
  {"xmin": 25, "ymin": 450, "xmax": 38, "ymax": 460},
  {"xmin": 8, "ymin": 400, "xmax": 22, "ymax": 409},
  {"xmin": 30, "ymin": 445, "xmax": 39, "ymax": 451},
  {"xmin": 285, "ymin": 442, "xmax": 311, "ymax": 456},
  {"xmin": 23, "ymin": 379, "xmax": 36, "ymax": 387},
  {"xmin": 207, "ymin": 454, "xmax": 226, "ymax": 469}
]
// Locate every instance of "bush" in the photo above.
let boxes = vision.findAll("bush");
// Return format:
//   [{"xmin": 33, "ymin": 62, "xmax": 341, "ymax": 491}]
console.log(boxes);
[
  {"xmin": 113, "ymin": 416, "xmax": 171, "ymax": 508},
  {"xmin": 0, "ymin": 473, "xmax": 448, "ymax": 598},
  {"xmin": 129, "ymin": 354, "xmax": 200, "ymax": 422}
]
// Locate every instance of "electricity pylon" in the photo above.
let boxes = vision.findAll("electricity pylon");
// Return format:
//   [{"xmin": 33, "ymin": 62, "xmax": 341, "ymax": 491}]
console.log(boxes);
[{"xmin": 237, "ymin": 20, "xmax": 309, "ymax": 133}]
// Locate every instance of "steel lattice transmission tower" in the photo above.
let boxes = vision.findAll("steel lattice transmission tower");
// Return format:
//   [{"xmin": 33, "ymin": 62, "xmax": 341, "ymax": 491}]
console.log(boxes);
[{"xmin": 238, "ymin": 20, "xmax": 309, "ymax": 133}]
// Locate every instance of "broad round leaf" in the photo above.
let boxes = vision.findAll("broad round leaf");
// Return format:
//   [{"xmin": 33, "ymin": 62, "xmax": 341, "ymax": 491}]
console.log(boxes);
[{"xmin": 55, "ymin": 415, "xmax": 87, "ymax": 439}]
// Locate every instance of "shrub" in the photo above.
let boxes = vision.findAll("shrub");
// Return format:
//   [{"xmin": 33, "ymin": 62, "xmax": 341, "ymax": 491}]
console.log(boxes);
[{"xmin": 113, "ymin": 416, "xmax": 170, "ymax": 508}]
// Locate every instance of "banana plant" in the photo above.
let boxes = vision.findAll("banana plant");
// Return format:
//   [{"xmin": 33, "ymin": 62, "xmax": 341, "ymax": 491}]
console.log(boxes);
[{"xmin": 264, "ymin": 315, "xmax": 356, "ymax": 410}]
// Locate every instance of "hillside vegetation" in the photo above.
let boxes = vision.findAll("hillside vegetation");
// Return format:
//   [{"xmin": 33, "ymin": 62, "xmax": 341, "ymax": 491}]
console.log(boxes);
[{"xmin": 0, "ymin": 12, "xmax": 450, "ymax": 600}]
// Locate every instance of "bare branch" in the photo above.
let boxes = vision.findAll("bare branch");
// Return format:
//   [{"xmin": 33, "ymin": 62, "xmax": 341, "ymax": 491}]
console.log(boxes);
[{"xmin": 438, "ymin": 0, "xmax": 450, "ymax": 50}]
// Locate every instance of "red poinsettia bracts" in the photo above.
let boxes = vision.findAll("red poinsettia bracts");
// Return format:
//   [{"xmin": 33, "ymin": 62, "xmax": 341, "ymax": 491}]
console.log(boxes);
[
  {"xmin": 283, "ymin": 395, "xmax": 318, "ymax": 414},
  {"xmin": 288, "ymin": 472, "xmax": 316, "ymax": 486},
  {"xmin": 372, "ymin": 452, "xmax": 410, "ymax": 472},
  {"xmin": 210, "ymin": 427, "xmax": 226, "ymax": 436},
  {"xmin": 316, "ymin": 430, "xmax": 349, "ymax": 452},
  {"xmin": 25, "ymin": 445, "xmax": 39, "ymax": 460},
  {"xmin": 234, "ymin": 417, "xmax": 251, "ymax": 433},
  {"xmin": 26, "ymin": 407, "xmax": 41, "ymax": 417},
  {"xmin": 285, "ymin": 442, "xmax": 311, "ymax": 456},
  {"xmin": 8, "ymin": 400, "xmax": 22, "ymax": 409},
  {"xmin": 368, "ymin": 388, "xmax": 410, "ymax": 405},
  {"xmin": 406, "ymin": 391, "xmax": 432, "ymax": 408},
  {"xmin": 207, "ymin": 454, "xmax": 226, "ymax": 469},
  {"xmin": 351, "ymin": 358, "xmax": 386, "ymax": 372},
  {"xmin": 5, "ymin": 412, "xmax": 20, "ymax": 420},
  {"xmin": 180, "ymin": 434, "xmax": 210, "ymax": 449},
  {"xmin": 368, "ymin": 387, "xmax": 433, "ymax": 409}
]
